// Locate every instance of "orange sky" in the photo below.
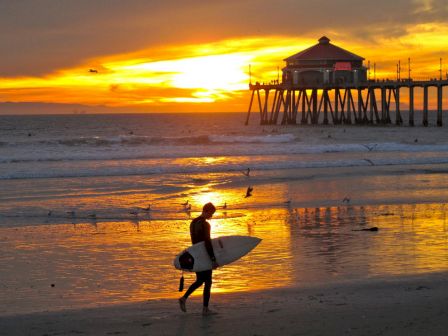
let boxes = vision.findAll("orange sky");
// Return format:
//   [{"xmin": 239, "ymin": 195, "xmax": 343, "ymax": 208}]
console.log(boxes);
[{"xmin": 1, "ymin": 1, "xmax": 448, "ymax": 113}]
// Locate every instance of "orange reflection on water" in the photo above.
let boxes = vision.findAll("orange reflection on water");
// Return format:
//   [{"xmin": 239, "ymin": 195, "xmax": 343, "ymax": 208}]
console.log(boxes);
[
  {"xmin": 366, "ymin": 203, "xmax": 448, "ymax": 276},
  {"xmin": 2, "ymin": 174, "xmax": 448, "ymax": 315},
  {"xmin": 288, "ymin": 203, "xmax": 448, "ymax": 282},
  {"xmin": 188, "ymin": 187, "xmax": 295, "ymax": 295}
]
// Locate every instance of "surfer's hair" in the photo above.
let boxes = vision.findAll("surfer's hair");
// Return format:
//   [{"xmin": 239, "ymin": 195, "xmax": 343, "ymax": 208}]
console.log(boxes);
[{"xmin": 203, "ymin": 202, "xmax": 216, "ymax": 214}]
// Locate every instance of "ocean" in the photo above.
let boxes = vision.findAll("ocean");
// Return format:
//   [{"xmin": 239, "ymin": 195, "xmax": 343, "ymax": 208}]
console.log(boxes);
[
  {"xmin": 1, "ymin": 113, "xmax": 448, "ymax": 315},
  {"xmin": 2, "ymin": 113, "xmax": 448, "ymax": 180}
]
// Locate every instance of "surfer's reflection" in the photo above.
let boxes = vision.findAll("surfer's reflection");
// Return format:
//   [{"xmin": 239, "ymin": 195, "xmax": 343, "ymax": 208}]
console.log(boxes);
[{"xmin": 178, "ymin": 202, "xmax": 218, "ymax": 316}]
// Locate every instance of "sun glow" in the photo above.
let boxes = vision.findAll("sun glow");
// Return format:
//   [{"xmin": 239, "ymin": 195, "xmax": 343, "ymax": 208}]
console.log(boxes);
[{"xmin": 1, "ymin": 25, "xmax": 448, "ymax": 112}]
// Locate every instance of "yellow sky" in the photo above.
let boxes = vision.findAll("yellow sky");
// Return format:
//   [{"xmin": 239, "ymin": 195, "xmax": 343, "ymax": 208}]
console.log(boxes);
[{"xmin": 1, "ymin": 23, "xmax": 448, "ymax": 112}]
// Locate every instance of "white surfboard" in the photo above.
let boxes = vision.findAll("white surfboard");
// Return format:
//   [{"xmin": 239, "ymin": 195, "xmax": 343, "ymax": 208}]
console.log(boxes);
[{"xmin": 173, "ymin": 235, "xmax": 261, "ymax": 272}]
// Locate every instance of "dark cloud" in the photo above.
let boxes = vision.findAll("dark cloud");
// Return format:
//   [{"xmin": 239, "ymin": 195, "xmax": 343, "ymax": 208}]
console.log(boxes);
[{"xmin": 1, "ymin": 0, "xmax": 447, "ymax": 77}]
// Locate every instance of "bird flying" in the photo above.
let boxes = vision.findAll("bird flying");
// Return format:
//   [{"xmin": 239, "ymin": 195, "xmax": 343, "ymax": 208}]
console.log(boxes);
[{"xmin": 245, "ymin": 186, "xmax": 253, "ymax": 198}]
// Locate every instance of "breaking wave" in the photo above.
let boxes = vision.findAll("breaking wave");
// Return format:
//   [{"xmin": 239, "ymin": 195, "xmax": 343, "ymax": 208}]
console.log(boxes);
[{"xmin": 1, "ymin": 133, "xmax": 297, "ymax": 148}]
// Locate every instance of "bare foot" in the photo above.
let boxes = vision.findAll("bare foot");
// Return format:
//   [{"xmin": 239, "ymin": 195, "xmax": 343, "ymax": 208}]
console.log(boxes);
[
  {"xmin": 178, "ymin": 297, "xmax": 186, "ymax": 312},
  {"xmin": 202, "ymin": 307, "xmax": 217, "ymax": 316}
]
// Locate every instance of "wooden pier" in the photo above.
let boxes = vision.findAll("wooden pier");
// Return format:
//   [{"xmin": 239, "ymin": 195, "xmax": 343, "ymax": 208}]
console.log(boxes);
[{"xmin": 245, "ymin": 80, "xmax": 448, "ymax": 126}]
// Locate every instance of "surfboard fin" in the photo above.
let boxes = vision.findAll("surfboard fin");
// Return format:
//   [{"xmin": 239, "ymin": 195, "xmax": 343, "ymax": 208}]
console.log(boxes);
[{"xmin": 178, "ymin": 273, "xmax": 184, "ymax": 292}]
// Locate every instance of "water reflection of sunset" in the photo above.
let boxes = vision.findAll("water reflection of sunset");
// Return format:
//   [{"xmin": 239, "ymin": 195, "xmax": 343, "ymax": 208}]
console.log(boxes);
[
  {"xmin": 2, "ymin": 163, "xmax": 448, "ymax": 315},
  {"xmin": 2, "ymin": 199, "xmax": 448, "ymax": 315}
]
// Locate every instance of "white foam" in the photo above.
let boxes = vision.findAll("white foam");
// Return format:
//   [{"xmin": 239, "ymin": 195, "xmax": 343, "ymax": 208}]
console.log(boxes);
[
  {"xmin": 1, "ymin": 141, "xmax": 448, "ymax": 164},
  {"xmin": 209, "ymin": 133, "xmax": 296, "ymax": 143},
  {"xmin": 2, "ymin": 150, "xmax": 448, "ymax": 180}
]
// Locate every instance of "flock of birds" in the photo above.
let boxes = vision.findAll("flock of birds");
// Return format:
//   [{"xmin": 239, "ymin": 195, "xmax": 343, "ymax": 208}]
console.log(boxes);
[
  {"xmin": 44, "ymin": 167, "xmax": 255, "ymax": 221},
  {"xmin": 44, "ymin": 166, "xmax": 364, "ymax": 230}
]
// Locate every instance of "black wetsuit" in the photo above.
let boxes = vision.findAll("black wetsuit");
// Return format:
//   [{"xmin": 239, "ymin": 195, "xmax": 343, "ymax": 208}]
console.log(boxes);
[{"xmin": 182, "ymin": 216, "xmax": 215, "ymax": 307}]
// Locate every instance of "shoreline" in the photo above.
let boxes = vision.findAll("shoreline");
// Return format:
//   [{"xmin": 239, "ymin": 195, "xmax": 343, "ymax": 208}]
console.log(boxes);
[{"xmin": 2, "ymin": 271, "xmax": 447, "ymax": 335}]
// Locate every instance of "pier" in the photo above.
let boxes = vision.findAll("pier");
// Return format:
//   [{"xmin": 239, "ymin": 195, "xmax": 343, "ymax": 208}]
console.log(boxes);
[{"xmin": 245, "ymin": 37, "xmax": 448, "ymax": 126}]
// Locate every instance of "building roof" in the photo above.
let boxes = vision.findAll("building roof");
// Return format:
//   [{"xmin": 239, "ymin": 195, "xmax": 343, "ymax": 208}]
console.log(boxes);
[{"xmin": 284, "ymin": 36, "xmax": 364, "ymax": 62}]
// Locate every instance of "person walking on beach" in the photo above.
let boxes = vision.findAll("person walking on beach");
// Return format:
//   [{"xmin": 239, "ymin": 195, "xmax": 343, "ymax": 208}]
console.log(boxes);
[{"xmin": 179, "ymin": 202, "xmax": 218, "ymax": 315}]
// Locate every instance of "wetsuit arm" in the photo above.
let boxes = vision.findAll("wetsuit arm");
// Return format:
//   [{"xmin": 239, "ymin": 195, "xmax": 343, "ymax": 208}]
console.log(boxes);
[{"xmin": 204, "ymin": 222, "xmax": 216, "ymax": 261}]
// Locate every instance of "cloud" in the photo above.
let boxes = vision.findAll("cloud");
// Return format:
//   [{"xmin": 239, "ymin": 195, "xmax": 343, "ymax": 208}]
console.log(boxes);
[
  {"xmin": 1, "ymin": 0, "xmax": 447, "ymax": 112},
  {"xmin": 1, "ymin": 0, "xmax": 448, "ymax": 77}
]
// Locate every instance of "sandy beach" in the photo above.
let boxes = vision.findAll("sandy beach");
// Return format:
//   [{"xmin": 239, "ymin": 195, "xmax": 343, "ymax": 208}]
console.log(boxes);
[{"xmin": 2, "ymin": 272, "xmax": 447, "ymax": 336}]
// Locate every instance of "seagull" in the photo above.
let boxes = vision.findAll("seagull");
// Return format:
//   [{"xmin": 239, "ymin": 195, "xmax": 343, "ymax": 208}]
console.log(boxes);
[
  {"xmin": 362, "ymin": 144, "xmax": 377, "ymax": 152},
  {"xmin": 342, "ymin": 197, "xmax": 350, "ymax": 203},
  {"xmin": 88, "ymin": 69, "xmax": 98, "ymax": 73},
  {"xmin": 242, "ymin": 168, "xmax": 251, "ymax": 177},
  {"xmin": 141, "ymin": 204, "xmax": 151, "ymax": 212},
  {"xmin": 245, "ymin": 186, "xmax": 253, "ymax": 198},
  {"xmin": 364, "ymin": 159, "xmax": 375, "ymax": 166},
  {"xmin": 47, "ymin": 211, "xmax": 52, "ymax": 216}
]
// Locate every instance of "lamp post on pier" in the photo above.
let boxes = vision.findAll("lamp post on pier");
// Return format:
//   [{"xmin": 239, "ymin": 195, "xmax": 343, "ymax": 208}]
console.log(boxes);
[{"xmin": 408, "ymin": 58, "xmax": 411, "ymax": 81}]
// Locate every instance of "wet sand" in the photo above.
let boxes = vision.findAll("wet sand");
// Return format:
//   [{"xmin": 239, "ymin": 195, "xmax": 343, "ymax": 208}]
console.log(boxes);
[
  {"xmin": 2, "ymin": 159, "xmax": 448, "ymax": 334},
  {"xmin": 2, "ymin": 272, "xmax": 447, "ymax": 336}
]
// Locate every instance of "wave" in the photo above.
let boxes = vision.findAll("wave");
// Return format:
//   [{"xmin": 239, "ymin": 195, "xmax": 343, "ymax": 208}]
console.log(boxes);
[
  {"xmin": 2, "ymin": 152, "xmax": 448, "ymax": 180},
  {"xmin": 209, "ymin": 134, "xmax": 296, "ymax": 143},
  {"xmin": 2, "ymin": 141, "xmax": 448, "ymax": 164},
  {"xmin": 0, "ymin": 133, "xmax": 297, "ymax": 148}
]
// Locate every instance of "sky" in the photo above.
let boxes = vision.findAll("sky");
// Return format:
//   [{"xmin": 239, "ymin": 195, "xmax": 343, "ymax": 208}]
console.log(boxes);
[{"xmin": 0, "ymin": 0, "xmax": 447, "ymax": 113}]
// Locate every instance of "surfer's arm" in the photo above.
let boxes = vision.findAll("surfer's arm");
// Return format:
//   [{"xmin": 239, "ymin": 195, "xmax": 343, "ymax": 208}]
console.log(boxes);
[{"xmin": 204, "ymin": 222, "xmax": 216, "ymax": 262}]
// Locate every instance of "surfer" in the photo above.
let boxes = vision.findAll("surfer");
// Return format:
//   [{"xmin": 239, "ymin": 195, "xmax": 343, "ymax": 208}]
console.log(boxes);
[{"xmin": 179, "ymin": 202, "xmax": 218, "ymax": 316}]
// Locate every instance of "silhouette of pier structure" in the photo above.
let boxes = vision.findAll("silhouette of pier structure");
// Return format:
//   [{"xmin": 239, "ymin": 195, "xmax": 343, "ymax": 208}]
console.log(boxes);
[{"xmin": 245, "ymin": 37, "xmax": 448, "ymax": 126}]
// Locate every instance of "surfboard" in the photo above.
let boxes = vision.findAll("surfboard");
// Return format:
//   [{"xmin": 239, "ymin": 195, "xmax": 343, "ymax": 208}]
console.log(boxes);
[{"xmin": 173, "ymin": 235, "xmax": 261, "ymax": 272}]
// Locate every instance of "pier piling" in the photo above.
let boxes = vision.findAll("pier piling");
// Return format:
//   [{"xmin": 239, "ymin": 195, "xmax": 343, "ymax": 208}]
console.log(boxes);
[
  {"xmin": 409, "ymin": 86, "xmax": 414, "ymax": 126},
  {"xmin": 246, "ymin": 80, "xmax": 447, "ymax": 126},
  {"xmin": 437, "ymin": 85, "xmax": 443, "ymax": 126}
]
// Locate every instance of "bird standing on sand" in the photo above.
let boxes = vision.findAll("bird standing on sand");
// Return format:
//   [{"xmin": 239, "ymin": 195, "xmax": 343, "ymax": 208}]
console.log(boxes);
[
  {"xmin": 129, "ymin": 210, "xmax": 139, "ymax": 216},
  {"xmin": 141, "ymin": 204, "xmax": 151, "ymax": 212},
  {"xmin": 364, "ymin": 159, "xmax": 375, "ymax": 166},
  {"xmin": 245, "ymin": 186, "xmax": 253, "ymax": 198},
  {"xmin": 47, "ymin": 210, "xmax": 52, "ymax": 216}
]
